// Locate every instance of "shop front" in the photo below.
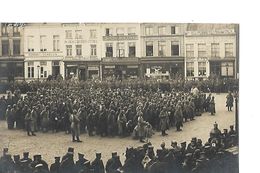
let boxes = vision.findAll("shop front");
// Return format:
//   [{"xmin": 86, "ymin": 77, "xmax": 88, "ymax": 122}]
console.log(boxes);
[
  {"xmin": 140, "ymin": 57, "xmax": 184, "ymax": 79},
  {"xmin": 0, "ymin": 57, "xmax": 24, "ymax": 82},
  {"xmin": 101, "ymin": 57, "xmax": 139, "ymax": 80},
  {"xmin": 209, "ymin": 59, "xmax": 235, "ymax": 79},
  {"xmin": 64, "ymin": 61, "xmax": 100, "ymax": 80}
]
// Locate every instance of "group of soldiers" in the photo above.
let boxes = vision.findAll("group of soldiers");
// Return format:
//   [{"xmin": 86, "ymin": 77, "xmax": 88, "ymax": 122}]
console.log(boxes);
[
  {"xmin": 0, "ymin": 81, "xmax": 218, "ymax": 142},
  {"xmin": 0, "ymin": 123, "xmax": 238, "ymax": 173}
]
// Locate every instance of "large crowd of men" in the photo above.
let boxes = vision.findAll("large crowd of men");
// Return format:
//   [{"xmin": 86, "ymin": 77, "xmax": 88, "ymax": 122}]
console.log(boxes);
[
  {"xmin": 0, "ymin": 123, "xmax": 238, "ymax": 173},
  {"xmin": 0, "ymin": 80, "xmax": 220, "ymax": 142}
]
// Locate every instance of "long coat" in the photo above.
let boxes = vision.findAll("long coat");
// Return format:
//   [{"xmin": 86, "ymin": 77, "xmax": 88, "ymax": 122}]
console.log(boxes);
[
  {"xmin": 226, "ymin": 94, "xmax": 234, "ymax": 107},
  {"xmin": 70, "ymin": 113, "xmax": 80, "ymax": 136},
  {"xmin": 174, "ymin": 107, "xmax": 183, "ymax": 126},
  {"xmin": 159, "ymin": 110, "xmax": 169, "ymax": 131}
]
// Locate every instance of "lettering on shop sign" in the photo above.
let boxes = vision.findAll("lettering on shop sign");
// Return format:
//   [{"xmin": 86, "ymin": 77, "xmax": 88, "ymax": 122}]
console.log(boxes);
[
  {"xmin": 64, "ymin": 40, "xmax": 97, "ymax": 44},
  {"xmin": 186, "ymin": 29, "xmax": 235, "ymax": 36},
  {"xmin": 27, "ymin": 52, "xmax": 61, "ymax": 57},
  {"xmin": 103, "ymin": 35, "xmax": 138, "ymax": 41},
  {"xmin": 4, "ymin": 23, "xmax": 25, "ymax": 27}
]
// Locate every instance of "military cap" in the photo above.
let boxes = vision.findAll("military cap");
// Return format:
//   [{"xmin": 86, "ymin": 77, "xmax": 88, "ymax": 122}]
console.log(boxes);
[
  {"xmin": 197, "ymin": 139, "xmax": 202, "ymax": 143},
  {"xmin": 171, "ymin": 141, "xmax": 177, "ymax": 146},
  {"xmin": 13, "ymin": 155, "xmax": 20, "ymax": 160},
  {"xmin": 160, "ymin": 142, "xmax": 165, "ymax": 147},
  {"xmin": 181, "ymin": 142, "xmax": 186, "ymax": 145},
  {"xmin": 191, "ymin": 137, "xmax": 197, "ymax": 142},
  {"xmin": 96, "ymin": 152, "xmax": 101, "ymax": 157},
  {"xmin": 54, "ymin": 157, "xmax": 60, "ymax": 160},
  {"xmin": 78, "ymin": 153, "xmax": 84, "ymax": 158},
  {"xmin": 23, "ymin": 152, "xmax": 29, "ymax": 156},
  {"xmin": 112, "ymin": 152, "xmax": 117, "ymax": 157},
  {"xmin": 68, "ymin": 147, "xmax": 74, "ymax": 153},
  {"xmin": 3, "ymin": 148, "xmax": 8, "ymax": 153}
]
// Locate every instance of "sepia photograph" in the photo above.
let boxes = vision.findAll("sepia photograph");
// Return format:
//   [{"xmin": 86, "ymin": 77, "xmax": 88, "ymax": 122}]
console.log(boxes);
[{"xmin": 0, "ymin": 22, "xmax": 239, "ymax": 173}]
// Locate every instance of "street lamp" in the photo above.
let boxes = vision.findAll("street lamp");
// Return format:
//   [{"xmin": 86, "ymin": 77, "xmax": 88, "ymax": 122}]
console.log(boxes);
[{"xmin": 37, "ymin": 65, "xmax": 40, "ymax": 81}]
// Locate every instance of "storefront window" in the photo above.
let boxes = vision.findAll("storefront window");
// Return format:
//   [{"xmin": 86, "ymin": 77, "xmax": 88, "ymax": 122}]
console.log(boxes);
[
  {"xmin": 186, "ymin": 62, "xmax": 194, "ymax": 77},
  {"xmin": 198, "ymin": 62, "xmax": 206, "ymax": 76}
]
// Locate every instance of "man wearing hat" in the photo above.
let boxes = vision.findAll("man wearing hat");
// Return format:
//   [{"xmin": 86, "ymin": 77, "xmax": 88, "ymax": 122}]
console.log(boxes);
[
  {"xmin": 209, "ymin": 122, "xmax": 221, "ymax": 143},
  {"xmin": 0, "ymin": 153, "xmax": 15, "ymax": 173},
  {"xmin": 13, "ymin": 154, "xmax": 22, "ymax": 172},
  {"xmin": 60, "ymin": 151, "xmax": 75, "ymax": 173},
  {"xmin": 75, "ymin": 153, "xmax": 88, "ymax": 172},
  {"xmin": 91, "ymin": 152, "xmax": 105, "ymax": 173},
  {"xmin": 105, "ymin": 152, "xmax": 122, "ymax": 173},
  {"xmin": 171, "ymin": 141, "xmax": 181, "ymax": 154},
  {"xmin": 50, "ymin": 157, "xmax": 60, "ymax": 173},
  {"xmin": 187, "ymin": 137, "xmax": 197, "ymax": 153}
]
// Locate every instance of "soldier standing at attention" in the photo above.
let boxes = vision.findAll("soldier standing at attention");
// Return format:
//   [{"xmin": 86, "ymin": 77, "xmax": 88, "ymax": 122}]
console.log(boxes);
[
  {"xmin": 226, "ymin": 91, "xmax": 234, "ymax": 111},
  {"xmin": 70, "ymin": 109, "xmax": 82, "ymax": 142}
]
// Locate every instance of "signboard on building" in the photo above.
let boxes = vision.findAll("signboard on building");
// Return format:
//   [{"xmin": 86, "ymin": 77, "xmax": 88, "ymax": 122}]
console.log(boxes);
[
  {"xmin": 103, "ymin": 35, "xmax": 138, "ymax": 41},
  {"xmin": 64, "ymin": 40, "xmax": 97, "ymax": 44},
  {"xmin": 26, "ymin": 52, "xmax": 63, "ymax": 57},
  {"xmin": 186, "ymin": 29, "xmax": 235, "ymax": 36}
]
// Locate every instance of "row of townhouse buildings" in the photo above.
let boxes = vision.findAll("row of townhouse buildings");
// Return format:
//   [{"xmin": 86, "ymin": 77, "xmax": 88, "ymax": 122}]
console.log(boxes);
[{"xmin": 0, "ymin": 23, "xmax": 239, "ymax": 81}]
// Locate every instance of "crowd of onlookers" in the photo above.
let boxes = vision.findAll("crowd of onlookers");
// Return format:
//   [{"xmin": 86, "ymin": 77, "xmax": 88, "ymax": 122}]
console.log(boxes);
[{"xmin": 0, "ymin": 123, "xmax": 238, "ymax": 173}]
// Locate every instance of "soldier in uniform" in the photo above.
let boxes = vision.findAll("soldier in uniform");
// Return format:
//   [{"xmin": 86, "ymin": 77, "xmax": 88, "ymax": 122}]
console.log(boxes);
[
  {"xmin": 6, "ymin": 105, "xmax": 14, "ymax": 129},
  {"xmin": 159, "ymin": 107, "xmax": 169, "ymax": 136},
  {"xmin": 70, "ymin": 109, "xmax": 82, "ymax": 142},
  {"xmin": 75, "ymin": 153, "xmax": 88, "ymax": 173},
  {"xmin": 226, "ymin": 91, "xmax": 234, "ymax": 111},
  {"xmin": 13, "ymin": 154, "xmax": 22, "ymax": 173},
  {"xmin": 91, "ymin": 152, "xmax": 105, "ymax": 173},
  {"xmin": 50, "ymin": 157, "xmax": 60, "ymax": 173},
  {"xmin": 105, "ymin": 152, "xmax": 122, "ymax": 173},
  {"xmin": 24, "ymin": 109, "xmax": 36, "ymax": 136},
  {"xmin": 209, "ymin": 122, "xmax": 221, "ymax": 144},
  {"xmin": 174, "ymin": 103, "xmax": 183, "ymax": 132},
  {"xmin": 209, "ymin": 96, "xmax": 216, "ymax": 115}
]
